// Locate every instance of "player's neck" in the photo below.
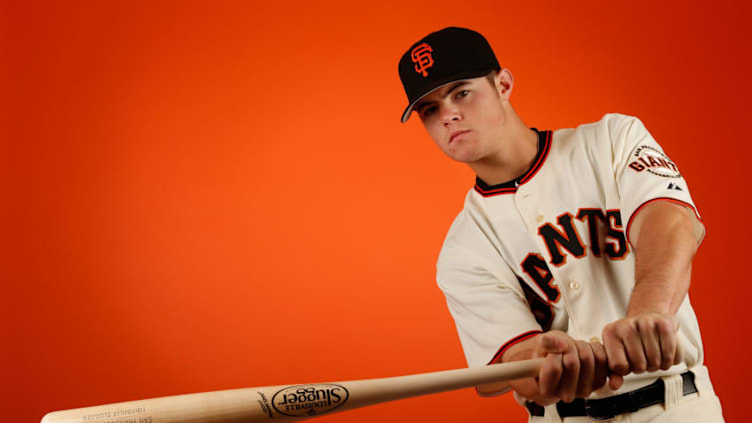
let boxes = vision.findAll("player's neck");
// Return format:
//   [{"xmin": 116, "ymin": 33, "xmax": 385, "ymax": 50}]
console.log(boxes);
[{"xmin": 470, "ymin": 121, "xmax": 539, "ymax": 186}]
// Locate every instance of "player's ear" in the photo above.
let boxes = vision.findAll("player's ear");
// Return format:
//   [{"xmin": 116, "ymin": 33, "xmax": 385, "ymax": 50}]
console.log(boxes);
[{"xmin": 495, "ymin": 69, "xmax": 514, "ymax": 100}]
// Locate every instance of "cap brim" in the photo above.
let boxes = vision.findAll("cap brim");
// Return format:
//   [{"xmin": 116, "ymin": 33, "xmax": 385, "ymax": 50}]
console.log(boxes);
[{"xmin": 399, "ymin": 69, "xmax": 496, "ymax": 123}]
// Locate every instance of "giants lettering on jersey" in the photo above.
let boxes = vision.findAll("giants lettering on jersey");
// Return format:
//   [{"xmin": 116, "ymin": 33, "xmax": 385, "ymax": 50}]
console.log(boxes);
[
  {"xmin": 518, "ymin": 276, "xmax": 554, "ymax": 331},
  {"xmin": 522, "ymin": 208, "xmax": 629, "ymax": 303}
]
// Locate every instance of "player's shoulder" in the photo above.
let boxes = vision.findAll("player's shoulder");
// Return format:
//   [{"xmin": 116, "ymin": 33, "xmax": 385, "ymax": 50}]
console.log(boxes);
[
  {"xmin": 436, "ymin": 191, "xmax": 522, "ymax": 290},
  {"xmin": 552, "ymin": 113, "xmax": 646, "ymax": 149},
  {"xmin": 441, "ymin": 192, "xmax": 482, "ymax": 246},
  {"xmin": 587, "ymin": 112, "xmax": 641, "ymax": 127},
  {"xmin": 438, "ymin": 191, "xmax": 493, "ymax": 261},
  {"xmin": 559, "ymin": 113, "xmax": 643, "ymax": 137}
]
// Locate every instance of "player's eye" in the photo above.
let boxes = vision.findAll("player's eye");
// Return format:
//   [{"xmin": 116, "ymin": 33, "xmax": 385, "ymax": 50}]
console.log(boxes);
[
  {"xmin": 456, "ymin": 89, "xmax": 469, "ymax": 99},
  {"xmin": 422, "ymin": 105, "xmax": 437, "ymax": 117}
]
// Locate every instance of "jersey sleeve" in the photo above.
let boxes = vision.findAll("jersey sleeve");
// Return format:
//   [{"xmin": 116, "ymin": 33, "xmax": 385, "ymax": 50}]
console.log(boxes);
[
  {"xmin": 608, "ymin": 114, "xmax": 705, "ymax": 245},
  {"xmin": 436, "ymin": 212, "xmax": 542, "ymax": 380}
]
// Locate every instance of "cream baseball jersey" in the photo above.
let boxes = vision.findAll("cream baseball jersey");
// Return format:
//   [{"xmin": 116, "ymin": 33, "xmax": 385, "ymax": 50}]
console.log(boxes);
[{"xmin": 436, "ymin": 113, "xmax": 708, "ymax": 398}]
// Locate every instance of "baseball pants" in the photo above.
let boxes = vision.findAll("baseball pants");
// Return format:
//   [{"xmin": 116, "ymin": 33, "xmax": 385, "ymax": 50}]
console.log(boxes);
[{"xmin": 527, "ymin": 367, "xmax": 724, "ymax": 423}]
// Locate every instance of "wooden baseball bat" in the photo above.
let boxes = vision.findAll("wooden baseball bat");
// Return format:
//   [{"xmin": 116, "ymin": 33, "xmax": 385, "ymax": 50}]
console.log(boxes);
[{"xmin": 41, "ymin": 358, "xmax": 544, "ymax": 423}]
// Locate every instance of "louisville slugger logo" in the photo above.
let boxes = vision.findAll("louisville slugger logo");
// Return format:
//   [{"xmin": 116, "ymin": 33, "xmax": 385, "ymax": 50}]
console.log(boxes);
[{"xmin": 272, "ymin": 384, "xmax": 349, "ymax": 417}]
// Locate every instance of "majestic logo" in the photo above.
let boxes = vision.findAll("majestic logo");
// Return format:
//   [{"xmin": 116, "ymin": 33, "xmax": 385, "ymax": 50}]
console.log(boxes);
[
  {"xmin": 272, "ymin": 384, "xmax": 349, "ymax": 417},
  {"xmin": 411, "ymin": 43, "xmax": 434, "ymax": 77},
  {"xmin": 628, "ymin": 145, "xmax": 681, "ymax": 178}
]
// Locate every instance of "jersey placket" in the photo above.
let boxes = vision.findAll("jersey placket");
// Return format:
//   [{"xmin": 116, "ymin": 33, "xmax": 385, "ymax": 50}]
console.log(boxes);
[{"xmin": 512, "ymin": 183, "xmax": 571, "ymax": 334}]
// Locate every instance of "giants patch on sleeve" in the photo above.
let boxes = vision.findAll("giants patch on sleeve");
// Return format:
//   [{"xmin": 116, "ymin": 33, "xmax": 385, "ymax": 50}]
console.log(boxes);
[{"xmin": 628, "ymin": 145, "xmax": 681, "ymax": 178}]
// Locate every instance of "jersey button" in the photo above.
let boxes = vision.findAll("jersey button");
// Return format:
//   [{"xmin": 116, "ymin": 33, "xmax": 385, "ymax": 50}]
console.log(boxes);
[
  {"xmin": 536, "ymin": 215, "xmax": 544, "ymax": 223},
  {"xmin": 589, "ymin": 336, "xmax": 601, "ymax": 344},
  {"xmin": 568, "ymin": 280, "xmax": 580, "ymax": 290}
]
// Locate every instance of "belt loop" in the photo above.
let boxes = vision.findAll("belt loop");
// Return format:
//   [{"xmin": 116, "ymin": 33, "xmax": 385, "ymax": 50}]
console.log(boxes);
[
  {"xmin": 662, "ymin": 374, "xmax": 683, "ymax": 410},
  {"xmin": 543, "ymin": 403, "xmax": 561, "ymax": 422}
]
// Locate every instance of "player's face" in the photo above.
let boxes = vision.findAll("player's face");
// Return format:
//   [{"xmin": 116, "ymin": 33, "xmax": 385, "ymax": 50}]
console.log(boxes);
[{"xmin": 414, "ymin": 74, "xmax": 507, "ymax": 163}]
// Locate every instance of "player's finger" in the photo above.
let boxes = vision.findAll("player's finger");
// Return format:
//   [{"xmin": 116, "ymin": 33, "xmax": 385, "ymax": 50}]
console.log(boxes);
[
  {"xmin": 575, "ymin": 340, "xmax": 595, "ymax": 398},
  {"xmin": 511, "ymin": 378, "xmax": 557, "ymax": 406},
  {"xmin": 608, "ymin": 373, "xmax": 624, "ymax": 391},
  {"xmin": 538, "ymin": 353, "xmax": 563, "ymax": 398},
  {"xmin": 622, "ymin": 322, "xmax": 647, "ymax": 374},
  {"xmin": 636, "ymin": 317, "xmax": 661, "ymax": 372},
  {"xmin": 537, "ymin": 333, "xmax": 568, "ymax": 355},
  {"xmin": 656, "ymin": 319, "xmax": 678, "ymax": 370},
  {"xmin": 590, "ymin": 341, "xmax": 609, "ymax": 391},
  {"xmin": 602, "ymin": 324, "xmax": 629, "ymax": 376},
  {"xmin": 558, "ymin": 345, "xmax": 580, "ymax": 402}
]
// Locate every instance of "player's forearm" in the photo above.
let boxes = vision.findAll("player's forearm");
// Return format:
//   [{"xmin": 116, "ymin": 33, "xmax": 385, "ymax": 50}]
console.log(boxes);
[{"xmin": 628, "ymin": 201, "xmax": 699, "ymax": 316}]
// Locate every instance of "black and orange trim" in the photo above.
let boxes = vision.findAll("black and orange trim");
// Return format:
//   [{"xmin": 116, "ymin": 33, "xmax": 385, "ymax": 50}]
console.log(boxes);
[
  {"xmin": 473, "ymin": 129, "xmax": 552, "ymax": 197},
  {"xmin": 487, "ymin": 330, "xmax": 543, "ymax": 365},
  {"xmin": 625, "ymin": 198, "xmax": 703, "ymax": 246},
  {"xmin": 474, "ymin": 330, "xmax": 543, "ymax": 396}
]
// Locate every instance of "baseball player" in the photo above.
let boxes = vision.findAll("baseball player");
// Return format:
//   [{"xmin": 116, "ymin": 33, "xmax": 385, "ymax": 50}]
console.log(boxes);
[{"xmin": 397, "ymin": 27, "xmax": 724, "ymax": 422}]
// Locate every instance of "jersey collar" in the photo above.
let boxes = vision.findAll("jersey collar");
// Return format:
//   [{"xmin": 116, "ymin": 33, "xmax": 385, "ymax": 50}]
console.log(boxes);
[{"xmin": 473, "ymin": 129, "xmax": 552, "ymax": 197}]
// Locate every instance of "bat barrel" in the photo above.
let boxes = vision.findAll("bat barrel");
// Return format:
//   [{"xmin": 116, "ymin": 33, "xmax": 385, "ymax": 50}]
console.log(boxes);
[
  {"xmin": 41, "ymin": 388, "xmax": 278, "ymax": 423},
  {"xmin": 41, "ymin": 358, "xmax": 544, "ymax": 423}
]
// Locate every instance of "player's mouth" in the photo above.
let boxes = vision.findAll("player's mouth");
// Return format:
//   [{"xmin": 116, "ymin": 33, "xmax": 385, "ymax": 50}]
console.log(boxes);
[{"xmin": 449, "ymin": 130, "xmax": 471, "ymax": 143}]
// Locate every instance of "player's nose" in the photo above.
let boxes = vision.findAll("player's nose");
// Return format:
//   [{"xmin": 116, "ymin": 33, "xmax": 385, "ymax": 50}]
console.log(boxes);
[{"xmin": 441, "ymin": 106, "xmax": 462, "ymax": 126}]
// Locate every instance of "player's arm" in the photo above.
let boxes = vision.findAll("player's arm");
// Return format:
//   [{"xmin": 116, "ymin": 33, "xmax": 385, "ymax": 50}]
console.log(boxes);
[
  {"xmin": 499, "ymin": 331, "xmax": 609, "ymax": 404},
  {"xmin": 602, "ymin": 200, "xmax": 700, "ymax": 389}
]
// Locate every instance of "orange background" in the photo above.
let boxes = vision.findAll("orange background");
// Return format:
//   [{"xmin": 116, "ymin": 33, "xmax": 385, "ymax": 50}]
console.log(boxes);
[{"xmin": 2, "ymin": 1, "xmax": 750, "ymax": 422}]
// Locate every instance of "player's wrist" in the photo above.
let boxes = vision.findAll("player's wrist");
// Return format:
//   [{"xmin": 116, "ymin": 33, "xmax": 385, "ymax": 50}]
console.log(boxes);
[
  {"xmin": 625, "ymin": 301, "xmax": 674, "ymax": 318},
  {"xmin": 500, "ymin": 334, "xmax": 542, "ymax": 363},
  {"xmin": 625, "ymin": 287, "xmax": 676, "ymax": 317}
]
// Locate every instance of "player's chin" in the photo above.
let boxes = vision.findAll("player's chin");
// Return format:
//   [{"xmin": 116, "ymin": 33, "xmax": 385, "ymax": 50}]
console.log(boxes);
[
  {"xmin": 442, "ymin": 140, "xmax": 477, "ymax": 161},
  {"xmin": 446, "ymin": 148, "xmax": 482, "ymax": 164}
]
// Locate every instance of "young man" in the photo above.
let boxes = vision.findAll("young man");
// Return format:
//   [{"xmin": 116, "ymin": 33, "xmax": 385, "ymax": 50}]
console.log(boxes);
[{"xmin": 398, "ymin": 27, "xmax": 724, "ymax": 422}]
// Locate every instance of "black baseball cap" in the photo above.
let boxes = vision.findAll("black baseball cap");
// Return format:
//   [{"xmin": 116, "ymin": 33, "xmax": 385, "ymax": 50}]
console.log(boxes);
[{"xmin": 398, "ymin": 27, "xmax": 500, "ymax": 123}]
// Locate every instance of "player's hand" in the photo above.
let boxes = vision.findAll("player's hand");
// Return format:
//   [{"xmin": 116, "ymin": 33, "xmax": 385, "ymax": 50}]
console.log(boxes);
[
  {"xmin": 534, "ymin": 331, "xmax": 609, "ymax": 403},
  {"xmin": 601, "ymin": 313, "xmax": 679, "ymax": 390},
  {"xmin": 507, "ymin": 331, "xmax": 609, "ymax": 404}
]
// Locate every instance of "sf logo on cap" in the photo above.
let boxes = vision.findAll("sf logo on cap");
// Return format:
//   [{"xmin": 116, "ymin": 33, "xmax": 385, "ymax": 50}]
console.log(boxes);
[{"xmin": 411, "ymin": 43, "xmax": 434, "ymax": 77}]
